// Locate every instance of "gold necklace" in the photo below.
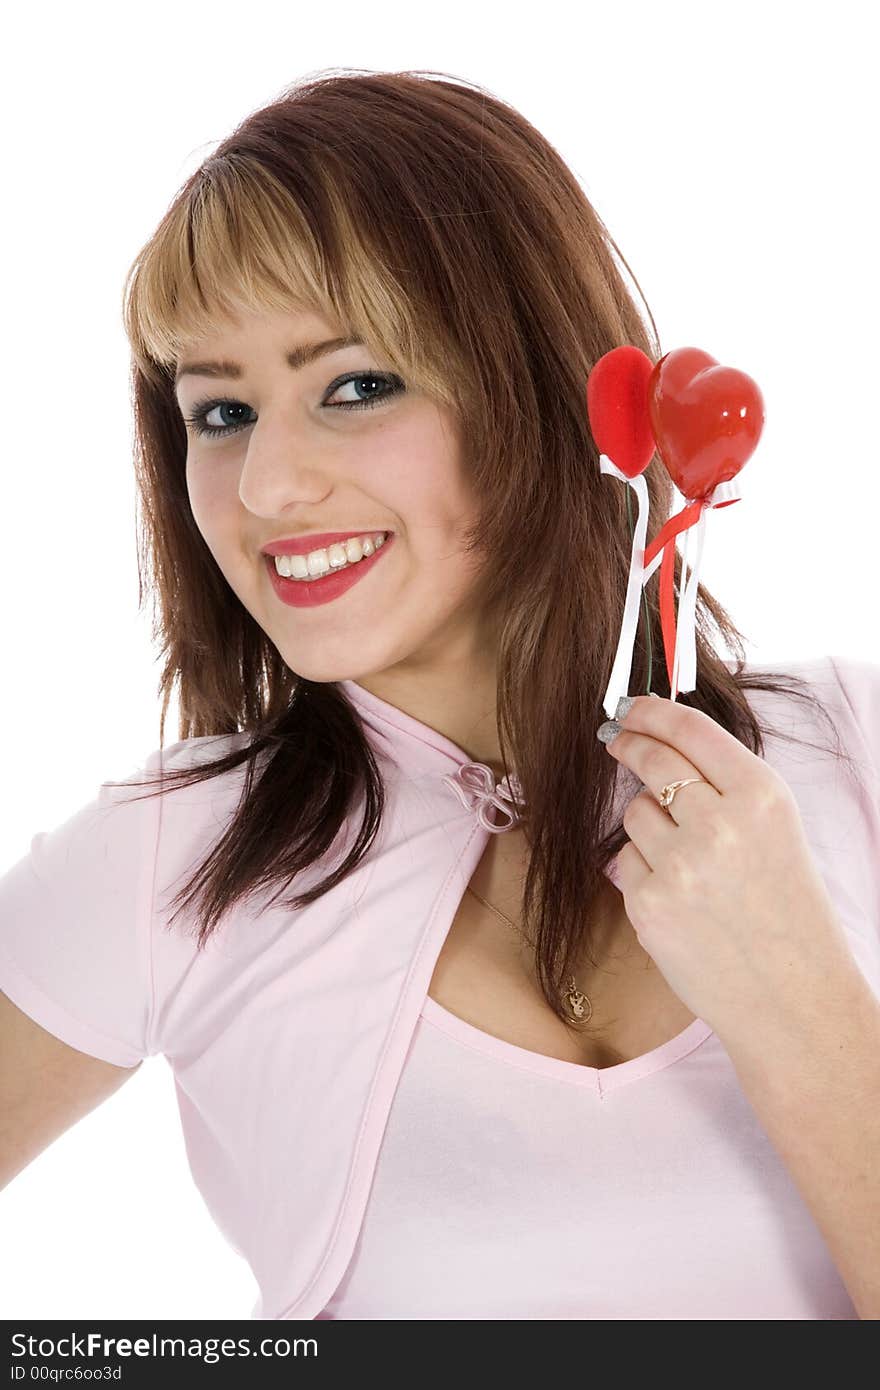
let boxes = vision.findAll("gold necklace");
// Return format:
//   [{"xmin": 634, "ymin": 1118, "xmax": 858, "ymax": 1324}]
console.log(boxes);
[{"xmin": 464, "ymin": 883, "xmax": 593, "ymax": 1024}]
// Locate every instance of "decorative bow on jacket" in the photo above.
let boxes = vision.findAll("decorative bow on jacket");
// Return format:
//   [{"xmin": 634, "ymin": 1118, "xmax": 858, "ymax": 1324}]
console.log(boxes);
[{"xmin": 441, "ymin": 761, "xmax": 525, "ymax": 833}]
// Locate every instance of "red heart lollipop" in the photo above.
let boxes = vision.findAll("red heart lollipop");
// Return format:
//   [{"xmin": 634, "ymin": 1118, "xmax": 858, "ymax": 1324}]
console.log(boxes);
[
  {"xmin": 586, "ymin": 345, "xmax": 657, "ymax": 478},
  {"xmin": 647, "ymin": 348, "xmax": 764, "ymax": 500}
]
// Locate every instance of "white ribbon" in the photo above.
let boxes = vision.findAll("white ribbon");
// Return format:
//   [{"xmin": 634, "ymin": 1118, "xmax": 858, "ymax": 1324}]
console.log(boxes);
[
  {"xmin": 599, "ymin": 455, "xmax": 741, "ymax": 715},
  {"xmin": 599, "ymin": 454, "xmax": 650, "ymax": 718}
]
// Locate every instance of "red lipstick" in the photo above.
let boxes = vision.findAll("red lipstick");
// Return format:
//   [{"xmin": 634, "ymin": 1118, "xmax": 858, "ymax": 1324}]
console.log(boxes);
[{"xmin": 264, "ymin": 533, "xmax": 395, "ymax": 608}]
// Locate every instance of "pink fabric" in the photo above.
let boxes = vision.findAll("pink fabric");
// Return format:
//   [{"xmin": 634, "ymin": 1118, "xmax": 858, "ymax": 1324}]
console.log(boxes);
[
  {"xmin": 1, "ymin": 653, "xmax": 878, "ymax": 1320},
  {"xmin": 318, "ymin": 997, "xmax": 845, "ymax": 1319}
]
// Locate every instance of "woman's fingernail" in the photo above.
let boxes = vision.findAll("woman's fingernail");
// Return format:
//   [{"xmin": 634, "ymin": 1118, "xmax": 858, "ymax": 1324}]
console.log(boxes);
[
  {"xmin": 614, "ymin": 695, "xmax": 635, "ymax": 721},
  {"xmin": 649, "ymin": 692, "xmax": 661, "ymax": 699},
  {"xmin": 596, "ymin": 719, "xmax": 622, "ymax": 745}
]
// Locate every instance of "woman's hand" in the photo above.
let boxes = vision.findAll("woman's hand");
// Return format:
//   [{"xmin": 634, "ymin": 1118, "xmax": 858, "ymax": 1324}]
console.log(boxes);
[{"xmin": 597, "ymin": 694, "xmax": 857, "ymax": 1045}]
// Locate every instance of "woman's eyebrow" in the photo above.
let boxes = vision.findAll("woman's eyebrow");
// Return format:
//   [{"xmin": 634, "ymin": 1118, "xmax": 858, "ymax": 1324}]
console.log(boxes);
[{"xmin": 173, "ymin": 336, "xmax": 365, "ymax": 388}]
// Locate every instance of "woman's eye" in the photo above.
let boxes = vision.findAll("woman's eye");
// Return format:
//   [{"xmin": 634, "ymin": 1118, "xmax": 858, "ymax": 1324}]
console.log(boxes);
[{"xmin": 182, "ymin": 371, "xmax": 405, "ymax": 440}]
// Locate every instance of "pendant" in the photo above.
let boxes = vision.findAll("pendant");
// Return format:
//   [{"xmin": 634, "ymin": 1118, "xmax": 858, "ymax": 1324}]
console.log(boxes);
[{"xmin": 564, "ymin": 976, "xmax": 592, "ymax": 1023}]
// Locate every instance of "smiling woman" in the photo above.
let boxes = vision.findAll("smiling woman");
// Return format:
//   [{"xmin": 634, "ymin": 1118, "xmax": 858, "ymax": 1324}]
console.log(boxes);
[
  {"xmin": 113, "ymin": 69, "xmax": 848, "ymax": 988},
  {"xmin": 2, "ymin": 67, "xmax": 875, "ymax": 1323},
  {"xmin": 168, "ymin": 287, "xmax": 493, "ymax": 685}
]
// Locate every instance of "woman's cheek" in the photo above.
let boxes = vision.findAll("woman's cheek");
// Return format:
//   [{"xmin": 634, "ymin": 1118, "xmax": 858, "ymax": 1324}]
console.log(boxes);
[{"xmin": 186, "ymin": 456, "xmax": 231, "ymax": 545}]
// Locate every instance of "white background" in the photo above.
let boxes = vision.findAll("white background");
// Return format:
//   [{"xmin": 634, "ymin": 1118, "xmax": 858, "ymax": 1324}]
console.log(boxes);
[{"xmin": 1, "ymin": 0, "xmax": 878, "ymax": 1320}]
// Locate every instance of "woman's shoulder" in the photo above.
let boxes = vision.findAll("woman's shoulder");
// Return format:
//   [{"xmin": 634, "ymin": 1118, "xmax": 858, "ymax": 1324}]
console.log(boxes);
[
  {"xmin": 102, "ymin": 730, "xmax": 255, "ymax": 803},
  {"xmin": 726, "ymin": 651, "xmax": 879, "ymax": 815},
  {"xmin": 725, "ymin": 649, "xmax": 878, "ymax": 691},
  {"xmin": 729, "ymin": 650, "xmax": 878, "ymax": 750},
  {"xmin": 139, "ymin": 730, "xmax": 254, "ymax": 776}
]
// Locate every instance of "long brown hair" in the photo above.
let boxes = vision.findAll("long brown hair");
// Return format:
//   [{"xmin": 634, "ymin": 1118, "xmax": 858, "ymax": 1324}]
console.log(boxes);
[{"xmin": 110, "ymin": 67, "xmax": 852, "ymax": 1037}]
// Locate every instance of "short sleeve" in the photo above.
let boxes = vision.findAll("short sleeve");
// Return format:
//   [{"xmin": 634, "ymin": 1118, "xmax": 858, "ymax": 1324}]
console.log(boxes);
[{"xmin": 0, "ymin": 750, "xmax": 163, "ymax": 1068}]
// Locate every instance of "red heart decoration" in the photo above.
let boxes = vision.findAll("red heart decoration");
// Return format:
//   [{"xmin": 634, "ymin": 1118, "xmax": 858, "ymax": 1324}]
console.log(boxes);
[
  {"xmin": 586, "ymin": 345, "xmax": 657, "ymax": 478},
  {"xmin": 647, "ymin": 347, "xmax": 764, "ymax": 500}
]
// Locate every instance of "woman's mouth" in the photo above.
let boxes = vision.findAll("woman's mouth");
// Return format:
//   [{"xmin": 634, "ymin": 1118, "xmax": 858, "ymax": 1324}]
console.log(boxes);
[{"xmin": 265, "ymin": 532, "xmax": 395, "ymax": 608}]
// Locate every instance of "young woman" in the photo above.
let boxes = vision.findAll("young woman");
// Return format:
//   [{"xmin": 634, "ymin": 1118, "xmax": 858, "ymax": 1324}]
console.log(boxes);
[{"xmin": 2, "ymin": 69, "xmax": 878, "ymax": 1321}]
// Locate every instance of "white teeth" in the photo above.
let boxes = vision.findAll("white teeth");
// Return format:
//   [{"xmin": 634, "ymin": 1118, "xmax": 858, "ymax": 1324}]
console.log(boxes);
[{"xmin": 274, "ymin": 531, "xmax": 389, "ymax": 580}]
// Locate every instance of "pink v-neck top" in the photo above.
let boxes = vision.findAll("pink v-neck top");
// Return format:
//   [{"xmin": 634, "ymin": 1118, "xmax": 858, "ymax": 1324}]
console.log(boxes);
[
  {"xmin": 319, "ymin": 996, "xmax": 830, "ymax": 1319},
  {"xmin": 1, "ymin": 653, "xmax": 879, "ymax": 1320}
]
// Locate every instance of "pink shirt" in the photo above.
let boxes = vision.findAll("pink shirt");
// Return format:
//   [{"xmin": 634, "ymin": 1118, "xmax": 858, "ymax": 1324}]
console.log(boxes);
[{"xmin": 1, "ymin": 653, "xmax": 878, "ymax": 1319}]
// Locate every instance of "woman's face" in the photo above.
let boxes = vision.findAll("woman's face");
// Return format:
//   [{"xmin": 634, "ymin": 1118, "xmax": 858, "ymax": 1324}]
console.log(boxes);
[{"xmin": 174, "ymin": 303, "xmax": 495, "ymax": 689}]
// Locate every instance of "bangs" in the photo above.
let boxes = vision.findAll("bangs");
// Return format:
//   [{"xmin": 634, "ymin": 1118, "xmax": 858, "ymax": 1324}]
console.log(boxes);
[{"xmin": 121, "ymin": 153, "xmax": 456, "ymax": 407}]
